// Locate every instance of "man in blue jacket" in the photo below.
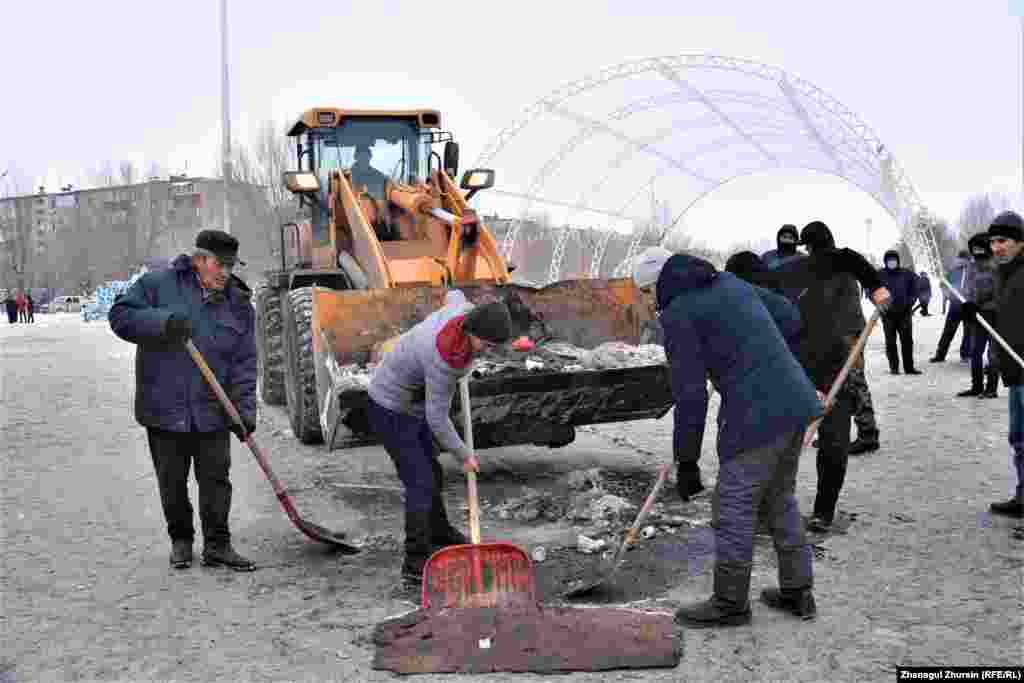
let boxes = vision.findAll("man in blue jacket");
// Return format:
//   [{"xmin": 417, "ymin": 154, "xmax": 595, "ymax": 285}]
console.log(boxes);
[
  {"xmin": 878, "ymin": 249, "xmax": 921, "ymax": 375},
  {"xmin": 930, "ymin": 251, "xmax": 973, "ymax": 362},
  {"xmin": 109, "ymin": 230, "xmax": 258, "ymax": 571},
  {"xmin": 633, "ymin": 248, "xmax": 824, "ymax": 627},
  {"xmin": 761, "ymin": 224, "xmax": 807, "ymax": 303}
]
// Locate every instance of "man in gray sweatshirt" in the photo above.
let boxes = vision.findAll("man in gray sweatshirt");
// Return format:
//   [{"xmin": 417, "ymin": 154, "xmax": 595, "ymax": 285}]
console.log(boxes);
[{"xmin": 366, "ymin": 290, "xmax": 514, "ymax": 587}]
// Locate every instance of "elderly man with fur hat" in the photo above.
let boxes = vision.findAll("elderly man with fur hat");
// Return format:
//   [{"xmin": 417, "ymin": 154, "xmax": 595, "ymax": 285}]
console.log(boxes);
[
  {"xmin": 366, "ymin": 291, "xmax": 515, "ymax": 588},
  {"xmin": 632, "ymin": 245, "xmax": 824, "ymax": 626},
  {"xmin": 963, "ymin": 211, "xmax": 1024, "ymax": 518}
]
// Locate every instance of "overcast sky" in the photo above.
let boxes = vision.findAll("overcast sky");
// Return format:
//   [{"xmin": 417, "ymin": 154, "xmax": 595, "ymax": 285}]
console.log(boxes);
[{"xmin": 2, "ymin": 1, "xmax": 1022, "ymax": 258}]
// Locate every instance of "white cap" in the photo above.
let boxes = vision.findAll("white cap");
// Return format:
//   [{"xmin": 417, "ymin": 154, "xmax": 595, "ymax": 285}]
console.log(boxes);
[{"xmin": 631, "ymin": 246, "xmax": 674, "ymax": 290}]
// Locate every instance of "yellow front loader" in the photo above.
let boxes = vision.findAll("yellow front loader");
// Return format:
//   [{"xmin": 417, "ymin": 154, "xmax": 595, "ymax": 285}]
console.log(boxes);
[{"xmin": 255, "ymin": 107, "xmax": 673, "ymax": 451}]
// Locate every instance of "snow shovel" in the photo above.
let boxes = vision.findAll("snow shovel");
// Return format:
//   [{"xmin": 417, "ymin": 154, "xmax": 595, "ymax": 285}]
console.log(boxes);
[
  {"xmin": 185, "ymin": 340, "xmax": 360, "ymax": 553},
  {"xmin": 420, "ymin": 375, "xmax": 536, "ymax": 609},
  {"xmin": 803, "ymin": 308, "xmax": 881, "ymax": 447},
  {"xmin": 563, "ymin": 462, "xmax": 672, "ymax": 600}
]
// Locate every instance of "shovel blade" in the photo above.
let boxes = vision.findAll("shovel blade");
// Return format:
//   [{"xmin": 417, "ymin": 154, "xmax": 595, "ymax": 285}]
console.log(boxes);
[{"xmin": 422, "ymin": 542, "xmax": 536, "ymax": 609}]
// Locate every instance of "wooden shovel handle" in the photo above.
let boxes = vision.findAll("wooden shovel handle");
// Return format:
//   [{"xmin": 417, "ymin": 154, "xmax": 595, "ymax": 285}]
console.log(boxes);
[
  {"xmin": 803, "ymin": 309, "xmax": 881, "ymax": 447},
  {"xmin": 460, "ymin": 376, "xmax": 481, "ymax": 545},
  {"xmin": 185, "ymin": 340, "xmax": 247, "ymax": 437}
]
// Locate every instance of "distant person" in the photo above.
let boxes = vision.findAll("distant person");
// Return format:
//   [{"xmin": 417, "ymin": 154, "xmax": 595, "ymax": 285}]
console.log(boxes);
[
  {"xmin": 956, "ymin": 233, "xmax": 1000, "ymax": 398},
  {"xmin": 962, "ymin": 212, "xmax": 1024, "ymax": 518},
  {"xmin": 877, "ymin": 250, "xmax": 921, "ymax": 375},
  {"xmin": 916, "ymin": 272, "xmax": 932, "ymax": 316},
  {"xmin": 4, "ymin": 292, "xmax": 17, "ymax": 324},
  {"xmin": 16, "ymin": 290, "xmax": 27, "ymax": 323},
  {"xmin": 349, "ymin": 144, "xmax": 390, "ymax": 197},
  {"xmin": 930, "ymin": 250, "xmax": 973, "ymax": 363},
  {"xmin": 761, "ymin": 224, "xmax": 807, "ymax": 302},
  {"xmin": 25, "ymin": 294, "xmax": 34, "ymax": 323}
]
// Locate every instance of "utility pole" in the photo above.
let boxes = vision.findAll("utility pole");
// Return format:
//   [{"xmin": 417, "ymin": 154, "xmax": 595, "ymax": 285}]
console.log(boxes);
[
  {"xmin": 220, "ymin": 0, "xmax": 232, "ymax": 234},
  {"xmin": 865, "ymin": 217, "xmax": 873, "ymax": 262}
]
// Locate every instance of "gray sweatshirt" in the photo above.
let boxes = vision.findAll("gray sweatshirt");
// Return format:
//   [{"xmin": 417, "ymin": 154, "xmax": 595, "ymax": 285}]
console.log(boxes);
[{"xmin": 367, "ymin": 290, "xmax": 474, "ymax": 463}]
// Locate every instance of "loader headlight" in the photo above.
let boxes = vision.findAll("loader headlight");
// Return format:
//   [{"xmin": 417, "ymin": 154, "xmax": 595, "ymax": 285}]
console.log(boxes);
[
  {"xmin": 283, "ymin": 172, "xmax": 321, "ymax": 194},
  {"xmin": 460, "ymin": 168, "xmax": 495, "ymax": 191}
]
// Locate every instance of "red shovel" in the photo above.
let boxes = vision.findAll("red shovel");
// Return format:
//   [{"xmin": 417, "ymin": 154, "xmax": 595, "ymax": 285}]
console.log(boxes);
[{"xmin": 185, "ymin": 340, "xmax": 360, "ymax": 553}]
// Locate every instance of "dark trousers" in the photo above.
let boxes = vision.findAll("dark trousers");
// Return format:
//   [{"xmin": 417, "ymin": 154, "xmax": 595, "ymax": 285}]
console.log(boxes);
[
  {"xmin": 919, "ymin": 299, "xmax": 930, "ymax": 316},
  {"xmin": 713, "ymin": 429, "xmax": 813, "ymax": 588},
  {"xmin": 882, "ymin": 312, "xmax": 916, "ymax": 372},
  {"xmin": 5, "ymin": 306, "xmax": 15, "ymax": 323},
  {"xmin": 146, "ymin": 428, "xmax": 232, "ymax": 545},
  {"xmin": 969, "ymin": 321, "xmax": 998, "ymax": 389},
  {"xmin": 934, "ymin": 309, "xmax": 972, "ymax": 361},
  {"xmin": 814, "ymin": 391, "xmax": 854, "ymax": 524},
  {"xmin": 366, "ymin": 398, "xmax": 440, "ymax": 515}
]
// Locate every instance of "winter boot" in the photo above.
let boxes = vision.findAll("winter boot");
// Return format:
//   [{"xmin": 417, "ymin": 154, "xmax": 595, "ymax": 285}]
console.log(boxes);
[
  {"xmin": 401, "ymin": 511, "xmax": 435, "ymax": 587},
  {"xmin": 674, "ymin": 561, "xmax": 752, "ymax": 628},
  {"xmin": 848, "ymin": 435, "xmax": 880, "ymax": 456},
  {"xmin": 760, "ymin": 587, "xmax": 817, "ymax": 620},
  {"xmin": 956, "ymin": 384, "xmax": 983, "ymax": 398},
  {"xmin": 980, "ymin": 368, "xmax": 999, "ymax": 399},
  {"xmin": 170, "ymin": 539, "xmax": 193, "ymax": 569},
  {"xmin": 990, "ymin": 498, "xmax": 1024, "ymax": 518},
  {"xmin": 201, "ymin": 543, "xmax": 256, "ymax": 571},
  {"xmin": 430, "ymin": 494, "xmax": 469, "ymax": 550}
]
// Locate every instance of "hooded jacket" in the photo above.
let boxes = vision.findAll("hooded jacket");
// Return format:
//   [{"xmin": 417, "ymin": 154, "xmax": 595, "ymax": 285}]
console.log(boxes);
[
  {"xmin": 656, "ymin": 254, "xmax": 821, "ymax": 462},
  {"xmin": 109, "ymin": 253, "xmax": 257, "ymax": 432},
  {"xmin": 994, "ymin": 251, "xmax": 1024, "ymax": 386},
  {"xmin": 761, "ymin": 226, "xmax": 807, "ymax": 301},
  {"xmin": 963, "ymin": 234, "xmax": 998, "ymax": 313},
  {"xmin": 915, "ymin": 273, "xmax": 932, "ymax": 302},
  {"xmin": 877, "ymin": 250, "xmax": 918, "ymax": 316}
]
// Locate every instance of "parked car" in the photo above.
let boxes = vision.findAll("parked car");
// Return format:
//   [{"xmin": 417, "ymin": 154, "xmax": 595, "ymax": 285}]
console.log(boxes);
[{"xmin": 50, "ymin": 295, "xmax": 85, "ymax": 313}]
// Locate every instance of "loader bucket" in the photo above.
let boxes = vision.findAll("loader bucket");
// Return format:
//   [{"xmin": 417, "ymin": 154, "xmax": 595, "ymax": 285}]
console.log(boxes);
[{"xmin": 308, "ymin": 279, "xmax": 674, "ymax": 451}]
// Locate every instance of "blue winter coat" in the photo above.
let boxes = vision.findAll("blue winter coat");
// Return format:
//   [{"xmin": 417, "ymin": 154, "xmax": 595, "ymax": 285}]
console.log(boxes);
[
  {"xmin": 656, "ymin": 254, "xmax": 822, "ymax": 463},
  {"xmin": 761, "ymin": 249, "xmax": 808, "ymax": 302},
  {"xmin": 877, "ymin": 265, "xmax": 919, "ymax": 316},
  {"xmin": 109, "ymin": 254, "xmax": 257, "ymax": 433}
]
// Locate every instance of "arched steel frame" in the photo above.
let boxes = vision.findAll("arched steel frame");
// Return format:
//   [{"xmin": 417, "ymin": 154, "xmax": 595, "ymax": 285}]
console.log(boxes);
[{"xmin": 473, "ymin": 54, "xmax": 942, "ymax": 284}]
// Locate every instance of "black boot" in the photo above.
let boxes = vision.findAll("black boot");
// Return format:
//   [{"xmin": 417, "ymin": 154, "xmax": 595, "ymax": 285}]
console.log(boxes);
[
  {"xmin": 402, "ymin": 511, "xmax": 434, "ymax": 587},
  {"xmin": 201, "ymin": 543, "xmax": 256, "ymax": 571},
  {"xmin": 848, "ymin": 435, "xmax": 880, "ymax": 456},
  {"xmin": 956, "ymin": 385, "xmax": 983, "ymax": 398},
  {"xmin": 980, "ymin": 369, "xmax": 999, "ymax": 399},
  {"xmin": 430, "ymin": 495, "xmax": 468, "ymax": 550},
  {"xmin": 170, "ymin": 539, "xmax": 193, "ymax": 569},
  {"xmin": 674, "ymin": 561, "xmax": 752, "ymax": 628},
  {"xmin": 990, "ymin": 498, "xmax": 1024, "ymax": 518},
  {"xmin": 761, "ymin": 587, "xmax": 817, "ymax": 620}
]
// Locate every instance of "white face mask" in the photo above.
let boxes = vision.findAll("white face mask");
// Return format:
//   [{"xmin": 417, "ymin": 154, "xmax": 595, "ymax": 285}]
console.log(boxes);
[{"xmin": 885, "ymin": 259, "xmax": 898, "ymax": 269}]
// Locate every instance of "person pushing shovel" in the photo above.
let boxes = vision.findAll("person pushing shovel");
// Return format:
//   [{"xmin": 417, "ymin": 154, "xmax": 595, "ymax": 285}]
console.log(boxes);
[{"xmin": 366, "ymin": 292, "xmax": 515, "ymax": 590}]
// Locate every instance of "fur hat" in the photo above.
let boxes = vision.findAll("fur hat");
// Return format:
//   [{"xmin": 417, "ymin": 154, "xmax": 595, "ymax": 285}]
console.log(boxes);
[{"xmin": 195, "ymin": 230, "xmax": 245, "ymax": 266}]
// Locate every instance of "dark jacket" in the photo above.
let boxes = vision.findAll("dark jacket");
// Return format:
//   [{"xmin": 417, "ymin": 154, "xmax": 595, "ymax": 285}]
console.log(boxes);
[
  {"xmin": 994, "ymin": 253, "xmax": 1024, "ymax": 386},
  {"xmin": 915, "ymin": 273, "xmax": 932, "ymax": 302},
  {"xmin": 942, "ymin": 258, "xmax": 970, "ymax": 311},
  {"xmin": 877, "ymin": 250, "xmax": 918, "ymax": 316},
  {"xmin": 656, "ymin": 254, "xmax": 821, "ymax": 463},
  {"xmin": 109, "ymin": 254, "xmax": 257, "ymax": 432}
]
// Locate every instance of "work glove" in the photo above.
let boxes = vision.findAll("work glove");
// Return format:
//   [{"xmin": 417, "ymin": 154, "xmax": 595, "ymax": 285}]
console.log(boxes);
[
  {"xmin": 676, "ymin": 461, "xmax": 705, "ymax": 502},
  {"xmin": 164, "ymin": 313, "xmax": 192, "ymax": 344},
  {"xmin": 229, "ymin": 416, "xmax": 257, "ymax": 442},
  {"xmin": 960, "ymin": 301, "xmax": 979, "ymax": 323}
]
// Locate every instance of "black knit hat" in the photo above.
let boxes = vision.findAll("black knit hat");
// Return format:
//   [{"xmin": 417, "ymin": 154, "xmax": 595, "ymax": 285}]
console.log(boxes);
[
  {"xmin": 463, "ymin": 301, "xmax": 513, "ymax": 343},
  {"xmin": 725, "ymin": 251, "xmax": 764, "ymax": 284},
  {"xmin": 799, "ymin": 221, "xmax": 835, "ymax": 251},
  {"xmin": 196, "ymin": 229, "xmax": 245, "ymax": 266},
  {"xmin": 988, "ymin": 211, "xmax": 1024, "ymax": 242}
]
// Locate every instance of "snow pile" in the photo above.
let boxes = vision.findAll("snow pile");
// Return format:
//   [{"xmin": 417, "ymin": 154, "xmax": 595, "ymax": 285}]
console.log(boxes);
[
  {"xmin": 81, "ymin": 268, "xmax": 148, "ymax": 322},
  {"xmin": 580, "ymin": 342, "xmax": 666, "ymax": 369}
]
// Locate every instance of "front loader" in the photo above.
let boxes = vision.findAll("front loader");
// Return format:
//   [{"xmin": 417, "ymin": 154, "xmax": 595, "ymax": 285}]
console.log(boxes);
[{"xmin": 256, "ymin": 107, "xmax": 673, "ymax": 451}]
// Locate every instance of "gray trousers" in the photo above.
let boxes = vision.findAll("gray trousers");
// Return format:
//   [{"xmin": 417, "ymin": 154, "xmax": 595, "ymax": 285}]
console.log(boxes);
[{"xmin": 711, "ymin": 429, "xmax": 813, "ymax": 589}]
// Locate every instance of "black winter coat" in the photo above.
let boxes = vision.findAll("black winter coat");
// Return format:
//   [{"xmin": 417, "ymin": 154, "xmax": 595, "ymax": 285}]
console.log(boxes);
[
  {"xmin": 995, "ymin": 254, "xmax": 1024, "ymax": 387},
  {"xmin": 877, "ymin": 266, "xmax": 918, "ymax": 316},
  {"xmin": 109, "ymin": 254, "xmax": 257, "ymax": 432}
]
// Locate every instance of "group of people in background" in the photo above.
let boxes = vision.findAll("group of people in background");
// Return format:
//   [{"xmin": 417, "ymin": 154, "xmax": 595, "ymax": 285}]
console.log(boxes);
[
  {"xmin": 4, "ymin": 290, "xmax": 34, "ymax": 324},
  {"xmin": 628, "ymin": 212, "xmax": 1023, "ymax": 628}
]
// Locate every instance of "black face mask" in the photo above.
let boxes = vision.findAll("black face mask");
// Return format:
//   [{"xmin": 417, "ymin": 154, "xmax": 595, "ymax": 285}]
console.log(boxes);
[
  {"xmin": 972, "ymin": 250, "xmax": 990, "ymax": 261},
  {"xmin": 778, "ymin": 242, "xmax": 797, "ymax": 256}
]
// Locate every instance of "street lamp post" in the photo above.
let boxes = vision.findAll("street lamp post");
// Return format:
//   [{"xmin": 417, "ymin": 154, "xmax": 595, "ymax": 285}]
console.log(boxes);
[{"xmin": 220, "ymin": 0, "xmax": 232, "ymax": 234}]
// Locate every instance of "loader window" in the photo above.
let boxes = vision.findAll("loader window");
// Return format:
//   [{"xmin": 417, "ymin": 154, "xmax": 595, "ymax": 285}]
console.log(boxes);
[{"xmin": 311, "ymin": 118, "xmax": 427, "ymax": 197}]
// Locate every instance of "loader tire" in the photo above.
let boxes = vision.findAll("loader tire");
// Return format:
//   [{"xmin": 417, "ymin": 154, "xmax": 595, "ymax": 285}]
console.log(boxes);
[
  {"xmin": 282, "ymin": 287, "xmax": 323, "ymax": 444},
  {"xmin": 256, "ymin": 287, "xmax": 286, "ymax": 406}
]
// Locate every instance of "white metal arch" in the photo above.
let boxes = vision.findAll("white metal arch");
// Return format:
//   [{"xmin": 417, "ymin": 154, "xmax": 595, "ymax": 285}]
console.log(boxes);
[{"xmin": 473, "ymin": 54, "xmax": 941, "ymax": 283}]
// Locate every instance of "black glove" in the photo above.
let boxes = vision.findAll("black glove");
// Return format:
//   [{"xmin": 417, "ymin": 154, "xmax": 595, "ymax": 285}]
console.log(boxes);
[
  {"xmin": 164, "ymin": 314, "xmax": 192, "ymax": 344},
  {"xmin": 676, "ymin": 462, "xmax": 705, "ymax": 502},
  {"xmin": 230, "ymin": 416, "xmax": 256, "ymax": 442},
  {"xmin": 961, "ymin": 301, "xmax": 979, "ymax": 323}
]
